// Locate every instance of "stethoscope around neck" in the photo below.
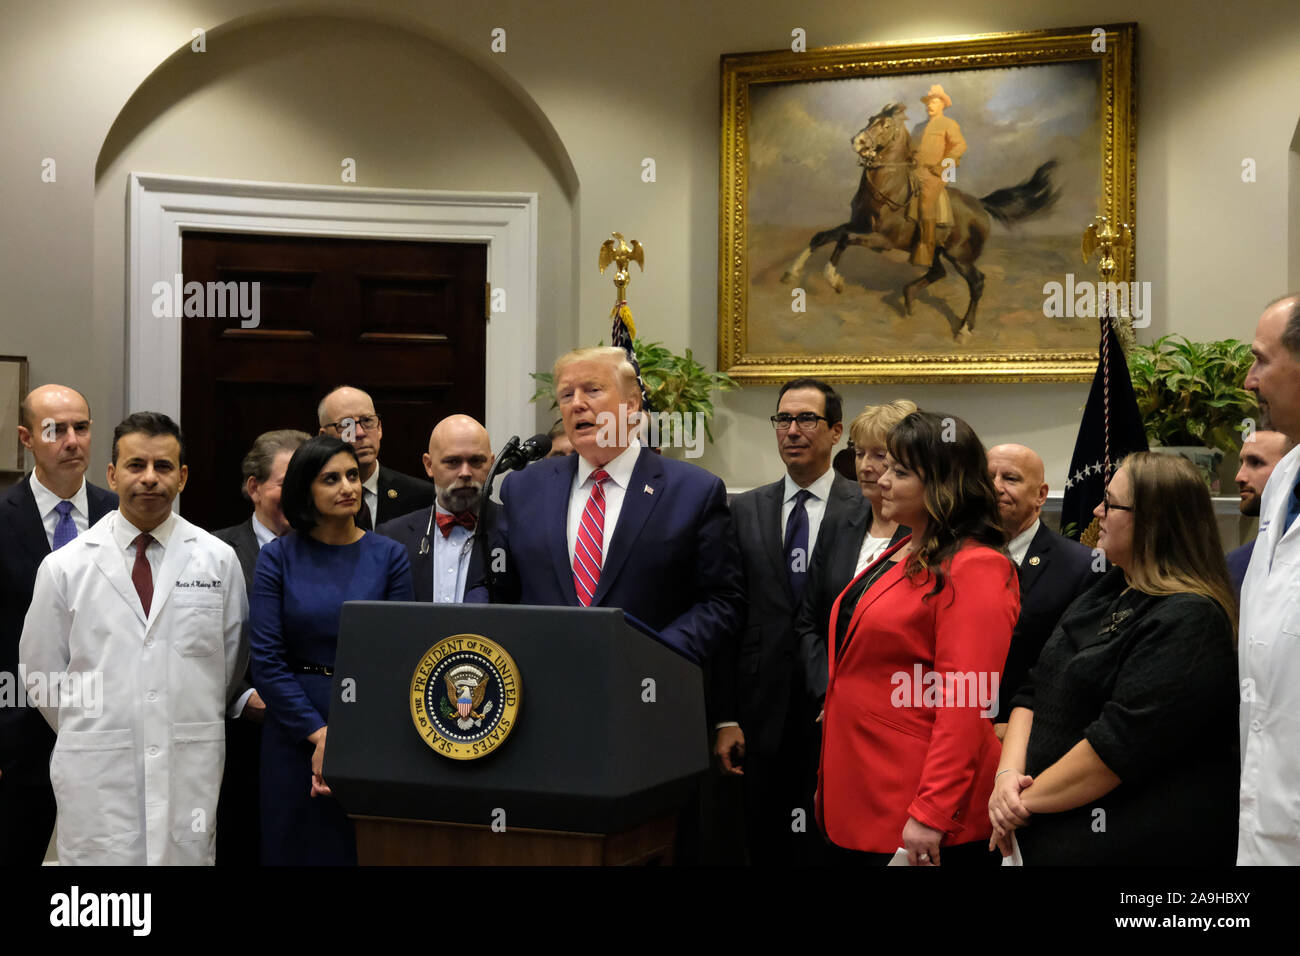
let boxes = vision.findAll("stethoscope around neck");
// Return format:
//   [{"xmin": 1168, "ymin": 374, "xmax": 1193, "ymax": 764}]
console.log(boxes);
[{"xmin": 418, "ymin": 506, "xmax": 476, "ymax": 558}]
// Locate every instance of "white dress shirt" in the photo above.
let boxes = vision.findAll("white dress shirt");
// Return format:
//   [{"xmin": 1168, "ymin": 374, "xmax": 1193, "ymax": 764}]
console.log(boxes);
[
  {"xmin": 781, "ymin": 467, "xmax": 836, "ymax": 556},
  {"xmin": 361, "ymin": 465, "xmax": 380, "ymax": 527},
  {"xmin": 568, "ymin": 441, "xmax": 641, "ymax": 567},
  {"xmin": 854, "ymin": 533, "xmax": 895, "ymax": 577},
  {"xmin": 251, "ymin": 514, "xmax": 277, "ymax": 549},
  {"xmin": 113, "ymin": 509, "xmax": 176, "ymax": 583},
  {"xmin": 1007, "ymin": 517, "xmax": 1041, "ymax": 567},
  {"xmin": 30, "ymin": 472, "xmax": 89, "ymax": 549},
  {"xmin": 432, "ymin": 505, "xmax": 475, "ymax": 603}
]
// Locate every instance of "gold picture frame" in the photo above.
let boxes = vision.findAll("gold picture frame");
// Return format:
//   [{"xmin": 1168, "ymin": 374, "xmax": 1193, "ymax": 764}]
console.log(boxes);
[
  {"xmin": 0, "ymin": 355, "xmax": 30, "ymax": 475},
  {"xmin": 718, "ymin": 23, "xmax": 1137, "ymax": 383}
]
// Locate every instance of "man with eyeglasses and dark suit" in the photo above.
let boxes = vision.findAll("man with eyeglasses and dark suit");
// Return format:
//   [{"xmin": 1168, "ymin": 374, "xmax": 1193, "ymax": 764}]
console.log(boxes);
[
  {"xmin": 317, "ymin": 386, "xmax": 432, "ymax": 530},
  {"xmin": 710, "ymin": 378, "xmax": 863, "ymax": 864}
]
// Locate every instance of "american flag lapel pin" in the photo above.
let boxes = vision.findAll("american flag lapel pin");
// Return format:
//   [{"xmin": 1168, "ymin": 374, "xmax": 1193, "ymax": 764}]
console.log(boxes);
[{"xmin": 643, "ymin": 484, "xmax": 654, "ymax": 495}]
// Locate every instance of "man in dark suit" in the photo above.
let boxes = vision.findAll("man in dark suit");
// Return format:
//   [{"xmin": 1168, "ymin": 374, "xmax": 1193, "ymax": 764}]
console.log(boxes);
[
  {"xmin": 317, "ymin": 385, "xmax": 432, "ymax": 529},
  {"xmin": 0, "ymin": 384, "xmax": 116, "ymax": 864},
  {"xmin": 710, "ymin": 378, "xmax": 861, "ymax": 864},
  {"xmin": 467, "ymin": 346, "xmax": 744, "ymax": 664},
  {"xmin": 378, "ymin": 414, "xmax": 493, "ymax": 603},
  {"xmin": 987, "ymin": 443, "xmax": 1097, "ymax": 730},
  {"xmin": 1226, "ymin": 429, "xmax": 1292, "ymax": 596},
  {"xmin": 212, "ymin": 428, "xmax": 309, "ymax": 866}
]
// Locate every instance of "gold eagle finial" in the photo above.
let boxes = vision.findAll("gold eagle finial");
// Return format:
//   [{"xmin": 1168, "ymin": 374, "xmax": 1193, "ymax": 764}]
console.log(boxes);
[
  {"xmin": 599, "ymin": 232, "xmax": 644, "ymax": 300},
  {"xmin": 1082, "ymin": 215, "xmax": 1136, "ymax": 350}
]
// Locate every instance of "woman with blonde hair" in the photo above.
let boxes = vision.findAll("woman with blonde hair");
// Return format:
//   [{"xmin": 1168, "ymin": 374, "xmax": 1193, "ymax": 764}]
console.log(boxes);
[
  {"xmin": 797, "ymin": 399, "xmax": 917, "ymax": 705},
  {"xmin": 989, "ymin": 452, "xmax": 1239, "ymax": 865}
]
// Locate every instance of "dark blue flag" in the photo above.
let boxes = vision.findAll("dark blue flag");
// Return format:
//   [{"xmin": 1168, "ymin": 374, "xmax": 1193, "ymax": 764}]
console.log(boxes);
[{"xmin": 1060, "ymin": 317, "xmax": 1149, "ymax": 543}]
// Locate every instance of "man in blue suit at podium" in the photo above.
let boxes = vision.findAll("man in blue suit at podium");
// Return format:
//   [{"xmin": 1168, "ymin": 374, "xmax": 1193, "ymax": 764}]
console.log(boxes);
[{"xmin": 468, "ymin": 347, "xmax": 744, "ymax": 665}]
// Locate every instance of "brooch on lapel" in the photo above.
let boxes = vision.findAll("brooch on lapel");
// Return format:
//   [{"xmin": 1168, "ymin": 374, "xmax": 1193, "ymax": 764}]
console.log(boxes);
[
  {"xmin": 1099, "ymin": 607, "xmax": 1134, "ymax": 636},
  {"xmin": 1028, "ymin": 556, "xmax": 1041, "ymax": 566},
  {"xmin": 387, "ymin": 489, "xmax": 398, "ymax": 499}
]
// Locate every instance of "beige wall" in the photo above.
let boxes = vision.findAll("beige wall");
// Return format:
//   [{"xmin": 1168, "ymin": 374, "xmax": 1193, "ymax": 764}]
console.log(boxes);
[
  {"xmin": 3, "ymin": 0, "xmax": 1299, "ymax": 498},
  {"xmin": 91, "ymin": 14, "xmax": 577, "ymax": 461}
]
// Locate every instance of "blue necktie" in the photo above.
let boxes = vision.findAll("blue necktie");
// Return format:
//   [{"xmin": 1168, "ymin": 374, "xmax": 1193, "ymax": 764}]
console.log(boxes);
[
  {"xmin": 784, "ymin": 489, "xmax": 812, "ymax": 600},
  {"xmin": 1285, "ymin": 476, "xmax": 1300, "ymax": 534},
  {"xmin": 52, "ymin": 499, "xmax": 77, "ymax": 550}
]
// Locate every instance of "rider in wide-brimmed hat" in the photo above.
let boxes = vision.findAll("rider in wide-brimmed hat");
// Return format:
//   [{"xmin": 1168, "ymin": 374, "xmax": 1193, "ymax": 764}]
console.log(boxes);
[{"xmin": 910, "ymin": 83, "xmax": 966, "ymax": 266}]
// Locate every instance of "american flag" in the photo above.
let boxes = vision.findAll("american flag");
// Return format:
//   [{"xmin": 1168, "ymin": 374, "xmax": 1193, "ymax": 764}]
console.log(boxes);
[{"xmin": 1060, "ymin": 316, "xmax": 1148, "ymax": 543}]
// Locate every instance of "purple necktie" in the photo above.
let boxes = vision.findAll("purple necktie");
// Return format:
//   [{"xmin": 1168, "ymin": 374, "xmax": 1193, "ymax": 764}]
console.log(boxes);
[{"xmin": 52, "ymin": 500, "xmax": 77, "ymax": 550}]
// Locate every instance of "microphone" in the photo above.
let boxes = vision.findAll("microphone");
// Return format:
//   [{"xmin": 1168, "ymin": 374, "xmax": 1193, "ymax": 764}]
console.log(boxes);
[{"xmin": 495, "ymin": 433, "xmax": 552, "ymax": 473}]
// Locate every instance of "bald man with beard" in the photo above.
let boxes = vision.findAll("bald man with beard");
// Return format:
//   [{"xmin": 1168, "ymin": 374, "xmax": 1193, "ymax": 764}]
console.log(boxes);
[
  {"xmin": 377, "ymin": 415, "xmax": 494, "ymax": 603},
  {"xmin": 987, "ymin": 443, "xmax": 1098, "ymax": 734}
]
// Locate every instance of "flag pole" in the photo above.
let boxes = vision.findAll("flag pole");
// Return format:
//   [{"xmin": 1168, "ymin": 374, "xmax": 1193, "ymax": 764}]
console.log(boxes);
[
  {"xmin": 598, "ymin": 231, "xmax": 650, "ymax": 423},
  {"xmin": 1081, "ymin": 214, "xmax": 1134, "ymax": 487}
]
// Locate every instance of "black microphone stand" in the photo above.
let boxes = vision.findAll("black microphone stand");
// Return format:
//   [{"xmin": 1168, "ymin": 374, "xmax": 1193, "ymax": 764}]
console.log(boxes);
[{"xmin": 475, "ymin": 435, "xmax": 520, "ymax": 605}]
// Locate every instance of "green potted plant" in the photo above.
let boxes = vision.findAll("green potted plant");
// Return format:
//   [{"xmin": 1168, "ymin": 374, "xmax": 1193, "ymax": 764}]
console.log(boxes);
[
  {"xmin": 530, "ymin": 339, "xmax": 737, "ymax": 449},
  {"xmin": 1126, "ymin": 335, "xmax": 1259, "ymax": 492}
]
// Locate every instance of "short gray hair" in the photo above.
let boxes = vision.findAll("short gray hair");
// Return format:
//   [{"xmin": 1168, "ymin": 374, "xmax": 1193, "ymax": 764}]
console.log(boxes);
[
  {"xmin": 1271, "ymin": 293, "xmax": 1300, "ymax": 357},
  {"xmin": 240, "ymin": 429, "xmax": 311, "ymax": 498}
]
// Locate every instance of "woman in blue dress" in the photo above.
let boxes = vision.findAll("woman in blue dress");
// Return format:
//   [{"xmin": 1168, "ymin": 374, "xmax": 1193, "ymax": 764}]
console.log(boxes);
[{"xmin": 250, "ymin": 436, "xmax": 413, "ymax": 865}]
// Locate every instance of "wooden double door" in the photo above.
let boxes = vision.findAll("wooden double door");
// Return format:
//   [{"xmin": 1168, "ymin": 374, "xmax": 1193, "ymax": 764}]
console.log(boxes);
[{"xmin": 180, "ymin": 231, "xmax": 487, "ymax": 531}]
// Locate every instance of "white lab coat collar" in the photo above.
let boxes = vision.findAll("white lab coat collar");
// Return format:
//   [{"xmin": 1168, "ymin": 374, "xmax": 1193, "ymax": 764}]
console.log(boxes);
[
  {"xmin": 113, "ymin": 509, "xmax": 178, "ymax": 551},
  {"xmin": 98, "ymin": 510, "xmax": 197, "ymax": 628}
]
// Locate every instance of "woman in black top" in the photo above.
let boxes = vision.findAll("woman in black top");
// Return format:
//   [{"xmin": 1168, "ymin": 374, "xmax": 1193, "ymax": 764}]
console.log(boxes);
[
  {"xmin": 988, "ymin": 452, "xmax": 1239, "ymax": 865},
  {"xmin": 796, "ymin": 400, "xmax": 915, "ymax": 705}
]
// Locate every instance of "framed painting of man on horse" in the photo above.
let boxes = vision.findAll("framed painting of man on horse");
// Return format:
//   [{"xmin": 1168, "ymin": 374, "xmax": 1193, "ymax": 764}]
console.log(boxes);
[{"xmin": 718, "ymin": 24, "xmax": 1136, "ymax": 383}]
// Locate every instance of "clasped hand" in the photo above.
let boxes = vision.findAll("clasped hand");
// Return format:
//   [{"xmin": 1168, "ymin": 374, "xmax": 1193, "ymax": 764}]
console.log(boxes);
[
  {"xmin": 987, "ymin": 770, "xmax": 1033, "ymax": 856},
  {"xmin": 309, "ymin": 727, "xmax": 331, "ymax": 798}
]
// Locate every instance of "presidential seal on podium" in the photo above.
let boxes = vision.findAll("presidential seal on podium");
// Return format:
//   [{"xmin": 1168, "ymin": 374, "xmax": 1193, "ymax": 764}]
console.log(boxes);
[{"xmin": 410, "ymin": 634, "xmax": 521, "ymax": 760}]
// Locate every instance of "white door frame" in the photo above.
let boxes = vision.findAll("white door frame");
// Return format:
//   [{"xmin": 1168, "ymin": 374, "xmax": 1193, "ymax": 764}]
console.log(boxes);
[{"xmin": 125, "ymin": 172, "xmax": 538, "ymax": 444}]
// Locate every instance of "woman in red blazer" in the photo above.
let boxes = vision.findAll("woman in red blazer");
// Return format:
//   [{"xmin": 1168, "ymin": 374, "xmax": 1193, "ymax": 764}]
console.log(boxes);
[{"xmin": 817, "ymin": 411, "xmax": 1019, "ymax": 866}]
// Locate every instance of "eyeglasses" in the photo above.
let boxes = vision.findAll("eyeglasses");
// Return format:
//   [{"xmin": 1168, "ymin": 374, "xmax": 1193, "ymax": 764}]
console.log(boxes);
[
  {"xmin": 1101, "ymin": 496, "xmax": 1134, "ymax": 516},
  {"xmin": 770, "ymin": 412, "xmax": 829, "ymax": 432},
  {"xmin": 322, "ymin": 414, "xmax": 381, "ymax": 434}
]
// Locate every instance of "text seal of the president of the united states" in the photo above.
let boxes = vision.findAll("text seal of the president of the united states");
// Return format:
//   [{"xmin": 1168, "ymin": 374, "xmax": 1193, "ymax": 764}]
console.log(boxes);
[{"xmin": 410, "ymin": 634, "xmax": 521, "ymax": 760}]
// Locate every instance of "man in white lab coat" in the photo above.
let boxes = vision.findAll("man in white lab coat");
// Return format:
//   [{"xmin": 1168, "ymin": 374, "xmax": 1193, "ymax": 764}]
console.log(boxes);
[
  {"xmin": 19, "ymin": 412, "xmax": 246, "ymax": 865},
  {"xmin": 1239, "ymin": 292, "xmax": 1300, "ymax": 865}
]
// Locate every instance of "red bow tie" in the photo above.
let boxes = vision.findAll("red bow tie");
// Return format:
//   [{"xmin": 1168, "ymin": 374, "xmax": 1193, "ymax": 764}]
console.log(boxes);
[{"xmin": 435, "ymin": 510, "xmax": 477, "ymax": 537}]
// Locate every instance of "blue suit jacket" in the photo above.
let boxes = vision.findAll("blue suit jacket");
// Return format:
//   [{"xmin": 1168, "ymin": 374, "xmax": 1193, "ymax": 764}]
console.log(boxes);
[
  {"xmin": 1226, "ymin": 540, "xmax": 1253, "ymax": 599},
  {"xmin": 466, "ymin": 448, "xmax": 746, "ymax": 664}
]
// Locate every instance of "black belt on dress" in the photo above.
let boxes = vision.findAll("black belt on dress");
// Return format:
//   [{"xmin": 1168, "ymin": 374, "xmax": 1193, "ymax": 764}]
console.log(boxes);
[{"xmin": 288, "ymin": 660, "xmax": 334, "ymax": 677}]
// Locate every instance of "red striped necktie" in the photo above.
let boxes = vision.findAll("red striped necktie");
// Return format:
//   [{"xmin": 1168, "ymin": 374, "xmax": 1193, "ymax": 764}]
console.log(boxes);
[{"xmin": 573, "ymin": 469, "xmax": 611, "ymax": 607}]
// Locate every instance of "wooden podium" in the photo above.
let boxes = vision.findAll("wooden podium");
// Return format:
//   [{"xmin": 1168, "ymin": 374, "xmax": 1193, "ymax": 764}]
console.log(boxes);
[
  {"xmin": 354, "ymin": 814, "xmax": 677, "ymax": 866},
  {"xmin": 326, "ymin": 602, "xmax": 707, "ymax": 866}
]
